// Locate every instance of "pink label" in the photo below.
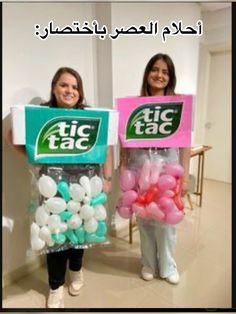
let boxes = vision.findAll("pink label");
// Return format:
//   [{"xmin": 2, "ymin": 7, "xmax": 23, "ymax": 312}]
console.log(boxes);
[{"xmin": 116, "ymin": 95, "xmax": 192, "ymax": 148}]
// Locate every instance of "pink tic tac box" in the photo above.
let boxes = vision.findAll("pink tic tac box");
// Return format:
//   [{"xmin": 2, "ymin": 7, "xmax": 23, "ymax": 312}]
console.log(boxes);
[{"xmin": 116, "ymin": 95, "xmax": 192, "ymax": 148}]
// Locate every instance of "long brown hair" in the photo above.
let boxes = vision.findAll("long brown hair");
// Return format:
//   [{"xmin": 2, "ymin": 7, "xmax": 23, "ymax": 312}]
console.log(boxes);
[
  {"xmin": 44, "ymin": 67, "xmax": 87, "ymax": 108},
  {"xmin": 140, "ymin": 53, "xmax": 176, "ymax": 96}
]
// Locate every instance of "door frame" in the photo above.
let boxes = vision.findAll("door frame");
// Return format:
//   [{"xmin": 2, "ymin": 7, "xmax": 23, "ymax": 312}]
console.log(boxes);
[{"xmin": 191, "ymin": 41, "xmax": 231, "ymax": 180}]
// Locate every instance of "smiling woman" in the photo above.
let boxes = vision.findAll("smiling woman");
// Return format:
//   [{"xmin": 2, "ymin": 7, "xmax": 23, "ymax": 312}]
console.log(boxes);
[
  {"xmin": 44, "ymin": 67, "xmax": 86, "ymax": 109},
  {"xmin": 53, "ymin": 73, "xmax": 80, "ymax": 109},
  {"xmin": 7, "ymin": 66, "xmax": 114, "ymax": 309}
]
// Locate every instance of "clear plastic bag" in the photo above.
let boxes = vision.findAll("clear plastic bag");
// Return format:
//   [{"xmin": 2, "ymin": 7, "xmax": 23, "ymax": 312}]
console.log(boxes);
[
  {"xmin": 117, "ymin": 148, "xmax": 185, "ymax": 225},
  {"xmin": 28, "ymin": 164, "xmax": 109, "ymax": 255}
]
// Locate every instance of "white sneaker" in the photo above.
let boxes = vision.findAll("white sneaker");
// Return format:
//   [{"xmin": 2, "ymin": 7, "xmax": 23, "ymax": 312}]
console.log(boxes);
[
  {"xmin": 141, "ymin": 266, "xmax": 154, "ymax": 281},
  {"xmin": 47, "ymin": 285, "xmax": 64, "ymax": 308},
  {"xmin": 69, "ymin": 269, "xmax": 84, "ymax": 296},
  {"xmin": 165, "ymin": 270, "xmax": 180, "ymax": 284}
]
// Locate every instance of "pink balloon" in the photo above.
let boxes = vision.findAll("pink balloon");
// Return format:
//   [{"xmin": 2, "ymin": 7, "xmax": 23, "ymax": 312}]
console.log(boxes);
[
  {"xmin": 117, "ymin": 206, "xmax": 132, "ymax": 219},
  {"xmin": 149, "ymin": 160, "xmax": 163, "ymax": 185},
  {"xmin": 146, "ymin": 202, "xmax": 165, "ymax": 222},
  {"xmin": 163, "ymin": 190, "xmax": 175, "ymax": 198},
  {"xmin": 122, "ymin": 190, "xmax": 138, "ymax": 206},
  {"xmin": 120, "ymin": 170, "xmax": 136, "ymax": 191},
  {"xmin": 158, "ymin": 196, "xmax": 176, "ymax": 213},
  {"xmin": 138, "ymin": 159, "xmax": 152, "ymax": 191},
  {"xmin": 157, "ymin": 174, "xmax": 176, "ymax": 191},
  {"xmin": 132, "ymin": 203, "xmax": 147, "ymax": 219},
  {"xmin": 165, "ymin": 210, "xmax": 184, "ymax": 225},
  {"xmin": 165, "ymin": 162, "xmax": 185, "ymax": 178}
]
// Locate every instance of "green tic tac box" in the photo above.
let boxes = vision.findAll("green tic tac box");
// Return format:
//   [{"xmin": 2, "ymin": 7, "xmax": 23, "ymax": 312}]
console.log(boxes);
[{"xmin": 24, "ymin": 106, "xmax": 109, "ymax": 164}]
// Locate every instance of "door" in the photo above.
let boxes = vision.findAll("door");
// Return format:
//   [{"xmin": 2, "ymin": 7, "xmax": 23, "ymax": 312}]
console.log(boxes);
[{"xmin": 204, "ymin": 50, "xmax": 231, "ymax": 183}]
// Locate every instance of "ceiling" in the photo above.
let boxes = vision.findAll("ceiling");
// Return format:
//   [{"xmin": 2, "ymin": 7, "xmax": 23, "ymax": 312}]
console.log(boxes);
[{"xmin": 199, "ymin": 2, "xmax": 231, "ymax": 12}]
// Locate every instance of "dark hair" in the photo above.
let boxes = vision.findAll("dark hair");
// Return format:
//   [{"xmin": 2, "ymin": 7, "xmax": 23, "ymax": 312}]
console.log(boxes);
[
  {"xmin": 43, "ymin": 67, "xmax": 87, "ymax": 108},
  {"xmin": 140, "ymin": 53, "xmax": 176, "ymax": 96}
]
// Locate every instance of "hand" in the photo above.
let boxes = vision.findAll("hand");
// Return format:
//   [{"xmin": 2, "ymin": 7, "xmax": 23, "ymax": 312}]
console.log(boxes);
[{"xmin": 103, "ymin": 179, "xmax": 112, "ymax": 194}]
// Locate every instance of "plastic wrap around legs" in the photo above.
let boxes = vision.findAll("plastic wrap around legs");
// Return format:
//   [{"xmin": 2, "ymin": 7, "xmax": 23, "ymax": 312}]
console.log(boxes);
[
  {"xmin": 28, "ymin": 164, "xmax": 109, "ymax": 255},
  {"xmin": 117, "ymin": 148, "xmax": 185, "ymax": 225}
]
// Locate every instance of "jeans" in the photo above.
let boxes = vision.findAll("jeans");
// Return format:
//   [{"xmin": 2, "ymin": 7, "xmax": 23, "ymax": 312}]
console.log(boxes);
[{"xmin": 137, "ymin": 218, "xmax": 177, "ymax": 278}]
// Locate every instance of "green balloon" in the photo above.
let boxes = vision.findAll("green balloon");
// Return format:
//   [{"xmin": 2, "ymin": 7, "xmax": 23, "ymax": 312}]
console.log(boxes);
[
  {"xmin": 90, "ymin": 192, "xmax": 107, "ymax": 206},
  {"xmin": 95, "ymin": 235, "xmax": 106, "ymax": 243},
  {"xmin": 64, "ymin": 229, "xmax": 78, "ymax": 244},
  {"xmin": 59, "ymin": 210, "xmax": 73, "ymax": 221},
  {"xmin": 85, "ymin": 232, "xmax": 97, "ymax": 243},
  {"xmin": 57, "ymin": 181, "xmax": 70, "ymax": 202},
  {"xmin": 96, "ymin": 221, "xmax": 107, "ymax": 237},
  {"xmin": 51, "ymin": 233, "xmax": 66, "ymax": 245},
  {"xmin": 74, "ymin": 226, "xmax": 85, "ymax": 244}
]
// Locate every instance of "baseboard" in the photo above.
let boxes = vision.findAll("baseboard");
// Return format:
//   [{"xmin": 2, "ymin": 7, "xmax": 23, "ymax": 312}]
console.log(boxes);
[{"xmin": 3, "ymin": 255, "xmax": 45, "ymax": 288}]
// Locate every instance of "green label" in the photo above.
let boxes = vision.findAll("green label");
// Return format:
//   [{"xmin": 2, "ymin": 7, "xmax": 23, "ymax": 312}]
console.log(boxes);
[
  {"xmin": 126, "ymin": 102, "xmax": 183, "ymax": 140},
  {"xmin": 25, "ymin": 107, "xmax": 108, "ymax": 164},
  {"xmin": 36, "ymin": 117, "xmax": 100, "ymax": 158}
]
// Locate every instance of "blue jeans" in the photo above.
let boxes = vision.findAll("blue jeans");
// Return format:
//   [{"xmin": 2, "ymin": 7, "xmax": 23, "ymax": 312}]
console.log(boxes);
[{"xmin": 137, "ymin": 218, "xmax": 177, "ymax": 278}]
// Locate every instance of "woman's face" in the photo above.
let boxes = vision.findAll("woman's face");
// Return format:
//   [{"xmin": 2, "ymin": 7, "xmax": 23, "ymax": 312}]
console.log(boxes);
[
  {"xmin": 53, "ymin": 72, "xmax": 80, "ymax": 108},
  {"xmin": 147, "ymin": 59, "xmax": 170, "ymax": 95}
]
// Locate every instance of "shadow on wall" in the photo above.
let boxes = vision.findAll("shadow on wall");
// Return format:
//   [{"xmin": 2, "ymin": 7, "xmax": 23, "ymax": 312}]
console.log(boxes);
[
  {"xmin": 3, "ymin": 113, "xmax": 32, "ymax": 276},
  {"xmin": 11, "ymin": 86, "xmax": 45, "ymax": 106},
  {"xmin": 2, "ymin": 97, "xmax": 44, "ymax": 280}
]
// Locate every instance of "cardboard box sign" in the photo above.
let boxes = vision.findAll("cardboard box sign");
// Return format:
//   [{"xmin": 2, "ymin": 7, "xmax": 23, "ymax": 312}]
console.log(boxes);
[
  {"xmin": 11, "ymin": 105, "xmax": 118, "ymax": 146},
  {"xmin": 116, "ymin": 95, "xmax": 193, "ymax": 148},
  {"xmin": 11, "ymin": 105, "xmax": 118, "ymax": 164}
]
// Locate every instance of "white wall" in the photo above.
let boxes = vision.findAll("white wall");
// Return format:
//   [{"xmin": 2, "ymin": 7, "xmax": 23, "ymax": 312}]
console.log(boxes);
[{"xmin": 3, "ymin": 2, "xmax": 96, "ymax": 117}]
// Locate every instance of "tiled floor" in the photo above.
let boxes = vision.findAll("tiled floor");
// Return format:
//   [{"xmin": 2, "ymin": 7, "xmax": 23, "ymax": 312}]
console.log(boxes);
[{"xmin": 2, "ymin": 179, "xmax": 231, "ymax": 309}]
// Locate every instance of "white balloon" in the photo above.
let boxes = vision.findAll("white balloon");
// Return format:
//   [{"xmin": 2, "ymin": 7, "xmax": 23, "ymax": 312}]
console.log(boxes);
[
  {"xmin": 84, "ymin": 217, "xmax": 98, "ymax": 233},
  {"xmin": 31, "ymin": 222, "xmax": 40, "ymax": 236},
  {"xmin": 39, "ymin": 226, "xmax": 55, "ymax": 247},
  {"xmin": 47, "ymin": 214, "xmax": 61, "ymax": 233},
  {"xmin": 94, "ymin": 204, "xmax": 107, "ymax": 221},
  {"xmin": 59, "ymin": 222, "xmax": 68, "ymax": 233},
  {"xmin": 80, "ymin": 204, "xmax": 94, "ymax": 220},
  {"xmin": 69, "ymin": 183, "xmax": 86, "ymax": 202},
  {"xmin": 35, "ymin": 205, "xmax": 49, "ymax": 226},
  {"xmin": 90, "ymin": 175, "xmax": 103, "ymax": 197},
  {"xmin": 38, "ymin": 175, "xmax": 57, "ymax": 198},
  {"xmin": 83, "ymin": 196, "xmax": 91, "ymax": 204},
  {"xmin": 67, "ymin": 214, "xmax": 82, "ymax": 229},
  {"xmin": 31, "ymin": 235, "xmax": 45, "ymax": 251},
  {"xmin": 45, "ymin": 197, "xmax": 66, "ymax": 214},
  {"xmin": 79, "ymin": 176, "xmax": 91, "ymax": 197},
  {"xmin": 67, "ymin": 200, "xmax": 81, "ymax": 213}
]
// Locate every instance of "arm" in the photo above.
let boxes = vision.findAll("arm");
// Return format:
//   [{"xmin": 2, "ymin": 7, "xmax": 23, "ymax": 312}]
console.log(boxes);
[
  {"xmin": 179, "ymin": 147, "xmax": 190, "ymax": 196},
  {"xmin": 102, "ymin": 146, "xmax": 113, "ymax": 194},
  {"xmin": 119, "ymin": 147, "xmax": 129, "ymax": 173}
]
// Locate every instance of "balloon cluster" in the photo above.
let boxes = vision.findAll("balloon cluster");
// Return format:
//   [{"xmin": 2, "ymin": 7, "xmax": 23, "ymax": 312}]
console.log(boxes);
[
  {"xmin": 30, "ymin": 174, "xmax": 108, "ymax": 251},
  {"xmin": 117, "ymin": 159, "xmax": 185, "ymax": 225}
]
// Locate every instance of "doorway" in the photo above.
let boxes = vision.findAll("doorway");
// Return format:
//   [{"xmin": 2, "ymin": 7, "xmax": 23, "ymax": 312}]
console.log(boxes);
[{"xmin": 204, "ymin": 50, "xmax": 231, "ymax": 183}]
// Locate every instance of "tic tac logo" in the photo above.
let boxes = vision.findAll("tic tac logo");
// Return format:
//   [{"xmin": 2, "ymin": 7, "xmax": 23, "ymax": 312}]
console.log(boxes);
[
  {"xmin": 125, "ymin": 102, "xmax": 183, "ymax": 140},
  {"xmin": 35, "ymin": 117, "xmax": 100, "ymax": 158}
]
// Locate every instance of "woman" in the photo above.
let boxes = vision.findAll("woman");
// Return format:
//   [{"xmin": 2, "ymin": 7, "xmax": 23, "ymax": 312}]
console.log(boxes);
[
  {"xmin": 120, "ymin": 54, "xmax": 190, "ymax": 284},
  {"xmin": 9, "ymin": 67, "xmax": 113, "ymax": 307}
]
